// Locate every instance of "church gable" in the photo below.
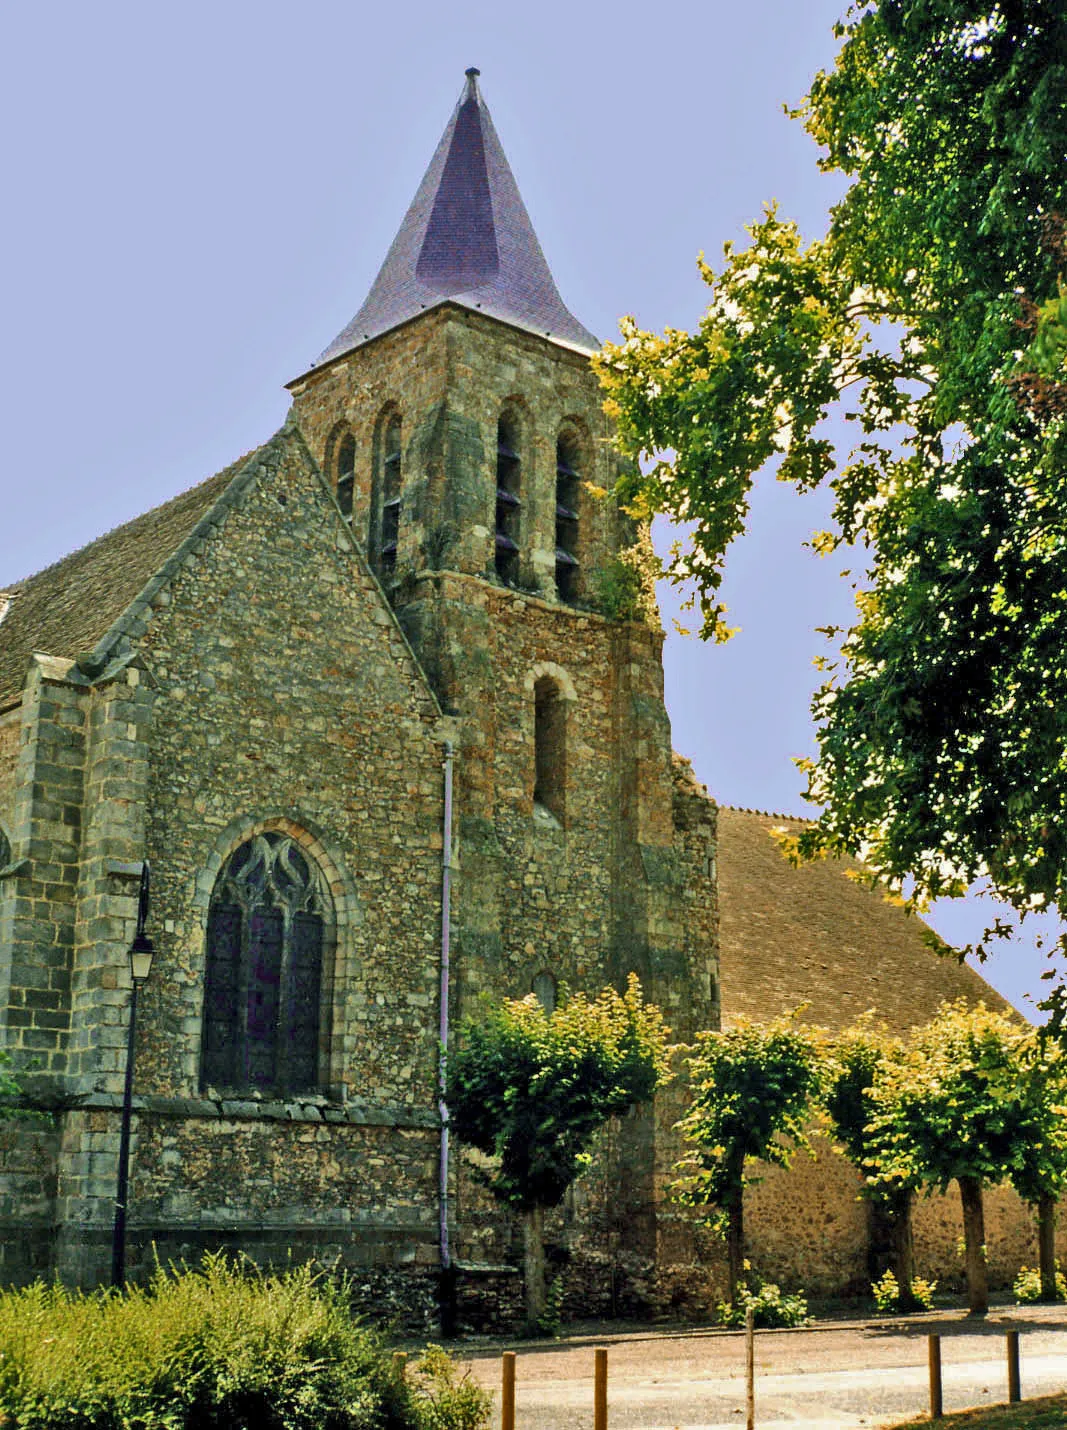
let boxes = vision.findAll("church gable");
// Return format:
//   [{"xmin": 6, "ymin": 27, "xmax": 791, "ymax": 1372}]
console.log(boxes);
[{"xmin": 116, "ymin": 422, "xmax": 446, "ymax": 1104}]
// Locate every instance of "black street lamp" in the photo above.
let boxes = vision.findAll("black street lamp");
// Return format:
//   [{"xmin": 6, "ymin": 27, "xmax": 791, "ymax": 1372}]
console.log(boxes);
[{"xmin": 111, "ymin": 861, "xmax": 154, "ymax": 1289}]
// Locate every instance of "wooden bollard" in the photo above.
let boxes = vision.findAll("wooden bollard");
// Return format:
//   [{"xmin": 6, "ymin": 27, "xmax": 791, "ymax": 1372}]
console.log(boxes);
[
  {"xmin": 501, "ymin": 1350, "xmax": 516, "ymax": 1430},
  {"xmin": 1007, "ymin": 1329, "xmax": 1021, "ymax": 1404},
  {"xmin": 928, "ymin": 1334, "xmax": 943, "ymax": 1420},
  {"xmin": 594, "ymin": 1346, "xmax": 608, "ymax": 1430},
  {"xmin": 745, "ymin": 1305, "xmax": 755, "ymax": 1430}
]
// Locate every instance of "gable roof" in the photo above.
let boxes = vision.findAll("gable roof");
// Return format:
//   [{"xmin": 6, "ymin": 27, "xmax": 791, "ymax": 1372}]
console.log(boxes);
[
  {"xmin": 308, "ymin": 69, "xmax": 599, "ymax": 369},
  {"xmin": 716, "ymin": 805, "xmax": 1019, "ymax": 1033},
  {"xmin": 0, "ymin": 447, "xmax": 263, "ymax": 706}
]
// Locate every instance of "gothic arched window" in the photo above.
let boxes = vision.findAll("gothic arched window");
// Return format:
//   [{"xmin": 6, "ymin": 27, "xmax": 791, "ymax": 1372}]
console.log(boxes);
[
  {"xmin": 200, "ymin": 832, "xmax": 330, "ymax": 1095},
  {"xmin": 555, "ymin": 431, "xmax": 581, "ymax": 602},
  {"xmin": 495, "ymin": 410, "xmax": 521, "ymax": 585}
]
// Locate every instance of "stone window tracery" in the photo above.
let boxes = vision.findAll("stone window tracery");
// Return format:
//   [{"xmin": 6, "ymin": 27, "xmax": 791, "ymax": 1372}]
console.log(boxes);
[{"xmin": 200, "ymin": 832, "xmax": 331, "ymax": 1095}]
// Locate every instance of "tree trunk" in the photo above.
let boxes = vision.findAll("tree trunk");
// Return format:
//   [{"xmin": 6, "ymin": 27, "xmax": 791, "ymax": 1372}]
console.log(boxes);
[
  {"xmin": 523, "ymin": 1205, "xmax": 547, "ymax": 1332},
  {"xmin": 725, "ymin": 1185, "xmax": 745, "ymax": 1306},
  {"xmin": 887, "ymin": 1187, "xmax": 916, "ymax": 1305},
  {"xmin": 1037, "ymin": 1191, "xmax": 1059, "ymax": 1301},
  {"xmin": 958, "ymin": 1175, "xmax": 988, "ymax": 1315}
]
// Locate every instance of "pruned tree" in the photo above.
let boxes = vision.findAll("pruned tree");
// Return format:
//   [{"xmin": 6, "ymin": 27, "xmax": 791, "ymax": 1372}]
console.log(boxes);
[
  {"xmin": 868, "ymin": 1001, "xmax": 1030, "ymax": 1314},
  {"xmin": 445, "ymin": 975, "xmax": 671, "ymax": 1331},
  {"xmin": 1004, "ymin": 1036, "xmax": 1067, "ymax": 1301},
  {"xmin": 673, "ymin": 1013, "xmax": 823, "ymax": 1305},
  {"xmin": 824, "ymin": 1021, "xmax": 923, "ymax": 1307}
]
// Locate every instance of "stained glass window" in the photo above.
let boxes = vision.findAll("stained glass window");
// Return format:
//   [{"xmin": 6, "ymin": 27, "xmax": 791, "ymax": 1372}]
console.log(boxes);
[{"xmin": 200, "ymin": 833, "xmax": 328, "ymax": 1094}]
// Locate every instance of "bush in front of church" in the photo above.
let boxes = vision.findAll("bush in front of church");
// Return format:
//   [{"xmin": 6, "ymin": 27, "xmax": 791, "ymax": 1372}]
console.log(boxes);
[{"xmin": 0, "ymin": 1253, "xmax": 490, "ymax": 1430}]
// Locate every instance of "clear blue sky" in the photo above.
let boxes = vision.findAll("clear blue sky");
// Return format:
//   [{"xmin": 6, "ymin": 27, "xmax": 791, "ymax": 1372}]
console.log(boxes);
[{"xmin": 1, "ymin": 0, "xmax": 1053, "ymax": 1017}]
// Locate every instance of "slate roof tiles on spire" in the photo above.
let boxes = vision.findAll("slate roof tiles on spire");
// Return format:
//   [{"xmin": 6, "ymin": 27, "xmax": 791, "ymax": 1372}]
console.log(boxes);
[{"xmin": 311, "ymin": 69, "xmax": 599, "ymax": 367}]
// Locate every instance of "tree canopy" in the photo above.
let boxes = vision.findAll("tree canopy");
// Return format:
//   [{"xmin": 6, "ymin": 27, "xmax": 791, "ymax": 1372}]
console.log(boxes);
[{"xmin": 594, "ymin": 1, "xmax": 1067, "ymax": 994}]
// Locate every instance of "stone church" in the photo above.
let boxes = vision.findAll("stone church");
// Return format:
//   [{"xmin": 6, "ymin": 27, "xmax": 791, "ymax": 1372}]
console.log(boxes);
[{"xmin": 0, "ymin": 71, "xmax": 1031, "ymax": 1324}]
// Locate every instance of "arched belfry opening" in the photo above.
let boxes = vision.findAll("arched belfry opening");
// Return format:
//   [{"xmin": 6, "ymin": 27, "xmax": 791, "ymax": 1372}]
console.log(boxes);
[
  {"xmin": 534, "ymin": 674, "xmax": 567, "ymax": 825},
  {"xmin": 495, "ymin": 409, "xmax": 522, "ymax": 585},
  {"xmin": 335, "ymin": 429, "xmax": 355, "ymax": 518},
  {"xmin": 555, "ymin": 430, "xmax": 582, "ymax": 603},
  {"xmin": 371, "ymin": 409, "xmax": 402, "ymax": 577}
]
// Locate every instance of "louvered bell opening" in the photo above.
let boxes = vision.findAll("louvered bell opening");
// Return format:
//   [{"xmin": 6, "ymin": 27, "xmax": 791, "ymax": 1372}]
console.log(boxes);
[
  {"xmin": 496, "ymin": 533, "xmax": 519, "ymax": 553},
  {"xmin": 381, "ymin": 542, "xmax": 398, "ymax": 559},
  {"xmin": 384, "ymin": 451, "xmax": 401, "ymax": 467},
  {"xmin": 556, "ymin": 458, "xmax": 578, "ymax": 478},
  {"xmin": 497, "ymin": 487, "xmax": 521, "ymax": 508},
  {"xmin": 383, "ymin": 497, "xmax": 401, "ymax": 512},
  {"xmin": 556, "ymin": 501, "xmax": 577, "ymax": 521},
  {"xmin": 497, "ymin": 441, "xmax": 520, "ymax": 462},
  {"xmin": 555, "ymin": 548, "xmax": 579, "ymax": 567}
]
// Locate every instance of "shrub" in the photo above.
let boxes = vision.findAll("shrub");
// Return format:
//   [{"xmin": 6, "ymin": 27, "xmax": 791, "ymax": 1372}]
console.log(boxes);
[
  {"xmin": 715, "ymin": 1280, "xmax": 810, "ymax": 1329},
  {"xmin": 0, "ymin": 1254, "xmax": 490, "ymax": 1430},
  {"xmin": 1014, "ymin": 1263, "xmax": 1067, "ymax": 1304},
  {"xmin": 871, "ymin": 1268, "xmax": 937, "ymax": 1314}
]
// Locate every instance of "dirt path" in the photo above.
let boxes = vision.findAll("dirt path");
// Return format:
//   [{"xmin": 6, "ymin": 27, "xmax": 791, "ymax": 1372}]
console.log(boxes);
[{"xmin": 456, "ymin": 1304, "xmax": 1067, "ymax": 1429}]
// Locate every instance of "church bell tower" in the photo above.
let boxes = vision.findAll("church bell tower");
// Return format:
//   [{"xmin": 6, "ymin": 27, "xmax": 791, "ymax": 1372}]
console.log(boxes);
[{"xmin": 287, "ymin": 69, "xmax": 718, "ymax": 1290}]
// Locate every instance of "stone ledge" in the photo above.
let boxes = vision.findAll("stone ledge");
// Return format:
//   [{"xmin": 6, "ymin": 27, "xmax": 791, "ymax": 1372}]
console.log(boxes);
[{"xmin": 67, "ymin": 1090, "xmax": 438, "ymax": 1129}]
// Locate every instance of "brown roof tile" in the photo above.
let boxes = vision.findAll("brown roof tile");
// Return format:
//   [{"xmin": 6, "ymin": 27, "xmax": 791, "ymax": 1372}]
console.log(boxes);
[{"xmin": 717, "ymin": 806, "xmax": 1016, "ymax": 1033}]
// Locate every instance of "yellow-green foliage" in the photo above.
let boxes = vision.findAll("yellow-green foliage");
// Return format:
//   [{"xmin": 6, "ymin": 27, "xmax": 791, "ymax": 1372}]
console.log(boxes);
[{"xmin": 0, "ymin": 1255, "xmax": 490, "ymax": 1430}]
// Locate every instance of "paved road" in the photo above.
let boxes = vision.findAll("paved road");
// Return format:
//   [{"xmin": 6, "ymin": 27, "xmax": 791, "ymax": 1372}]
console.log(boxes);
[{"xmin": 458, "ymin": 1305, "xmax": 1067, "ymax": 1429}]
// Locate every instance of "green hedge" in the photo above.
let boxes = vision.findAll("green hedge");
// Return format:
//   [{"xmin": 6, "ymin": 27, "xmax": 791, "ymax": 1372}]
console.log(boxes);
[{"xmin": 0, "ymin": 1255, "xmax": 490, "ymax": 1430}]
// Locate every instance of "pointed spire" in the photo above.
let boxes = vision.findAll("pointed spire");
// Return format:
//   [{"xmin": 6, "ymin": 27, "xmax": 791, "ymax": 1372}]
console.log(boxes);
[{"xmin": 312, "ymin": 70, "xmax": 598, "ymax": 366}]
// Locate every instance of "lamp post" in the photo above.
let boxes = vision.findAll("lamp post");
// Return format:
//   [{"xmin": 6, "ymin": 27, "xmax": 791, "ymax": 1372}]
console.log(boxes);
[{"xmin": 111, "ymin": 861, "xmax": 154, "ymax": 1289}]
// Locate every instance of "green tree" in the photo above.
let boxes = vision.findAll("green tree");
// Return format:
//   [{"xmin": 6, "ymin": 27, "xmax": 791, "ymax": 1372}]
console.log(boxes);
[
  {"xmin": 445, "ymin": 976, "xmax": 672, "ymax": 1331},
  {"xmin": 1004, "ymin": 1036, "xmax": 1067, "ymax": 1301},
  {"xmin": 824, "ymin": 1022, "xmax": 924, "ymax": 1308},
  {"xmin": 868, "ymin": 1001, "xmax": 1031, "ymax": 1314},
  {"xmin": 594, "ymin": 2, "xmax": 1067, "ymax": 996},
  {"xmin": 673, "ymin": 1014, "xmax": 823, "ymax": 1304}
]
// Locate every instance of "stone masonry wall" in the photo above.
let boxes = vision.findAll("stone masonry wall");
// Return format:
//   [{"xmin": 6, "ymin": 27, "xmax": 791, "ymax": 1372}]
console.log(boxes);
[
  {"xmin": 0, "ymin": 709, "xmax": 18, "ymax": 837},
  {"xmin": 0, "ymin": 1115, "xmax": 59, "ymax": 1284}
]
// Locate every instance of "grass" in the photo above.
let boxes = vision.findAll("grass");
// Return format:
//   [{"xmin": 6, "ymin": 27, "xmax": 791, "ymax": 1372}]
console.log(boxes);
[{"xmin": 885, "ymin": 1392, "xmax": 1067, "ymax": 1427}]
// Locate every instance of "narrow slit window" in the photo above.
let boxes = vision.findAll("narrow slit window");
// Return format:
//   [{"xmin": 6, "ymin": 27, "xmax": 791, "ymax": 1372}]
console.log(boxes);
[
  {"xmin": 495, "ymin": 413, "xmax": 521, "ymax": 584},
  {"xmin": 336, "ymin": 432, "xmax": 356, "ymax": 518},
  {"xmin": 534, "ymin": 675, "xmax": 566, "ymax": 825},
  {"xmin": 532, "ymin": 970, "xmax": 557, "ymax": 1013},
  {"xmin": 555, "ymin": 435, "xmax": 580, "ymax": 602}
]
